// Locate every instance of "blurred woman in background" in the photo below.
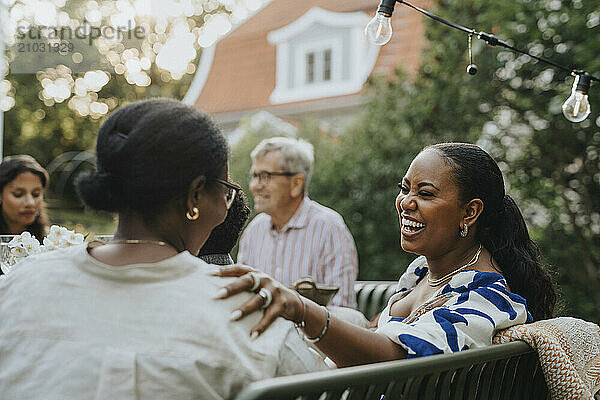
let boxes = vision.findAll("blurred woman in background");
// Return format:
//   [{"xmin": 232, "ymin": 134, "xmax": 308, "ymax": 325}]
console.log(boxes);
[{"xmin": 0, "ymin": 154, "xmax": 50, "ymax": 242}]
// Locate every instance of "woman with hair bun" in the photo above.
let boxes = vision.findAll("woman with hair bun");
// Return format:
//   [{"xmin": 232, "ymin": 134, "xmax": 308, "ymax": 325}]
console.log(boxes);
[
  {"xmin": 0, "ymin": 154, "xmax": 50, "ymax": 243},
  {"xmin": 0, "ymin": 99, "xmax": 324, "ymax": 399},
  {"xmin": 216, "ymin": 142, "xmax": 557, "ymax": 367}
]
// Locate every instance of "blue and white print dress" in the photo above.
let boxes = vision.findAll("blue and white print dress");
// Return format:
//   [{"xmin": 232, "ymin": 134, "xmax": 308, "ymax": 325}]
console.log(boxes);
[{"xmin": 376, "ymin": 256, "xmax": 533, "ymax": 358}]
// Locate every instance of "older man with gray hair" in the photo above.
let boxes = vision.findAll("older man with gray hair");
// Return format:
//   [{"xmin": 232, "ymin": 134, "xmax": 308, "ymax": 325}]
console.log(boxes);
[{"xmin": 237, "ymin": 137, "xmax": 358, "ymax": 308}]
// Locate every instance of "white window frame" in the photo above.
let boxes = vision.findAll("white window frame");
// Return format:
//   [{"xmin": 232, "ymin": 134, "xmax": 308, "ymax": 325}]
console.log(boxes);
[
  {"xmin": 295, "ymin": 38, "xmax": 342, "ymax": 87},
  {"xmin": 268, "ymin": 7, "xmax": 380, "ymax": 105}
]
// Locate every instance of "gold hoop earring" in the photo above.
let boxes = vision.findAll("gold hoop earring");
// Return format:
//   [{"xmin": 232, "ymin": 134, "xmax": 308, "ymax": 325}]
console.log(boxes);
[
  {"xmin": 186, "ymin": 207, "xmax": 200, "ymax": 221},
  {"xmin": 460, "ymin": 224, "xmax": 468, "ymax": 238}
]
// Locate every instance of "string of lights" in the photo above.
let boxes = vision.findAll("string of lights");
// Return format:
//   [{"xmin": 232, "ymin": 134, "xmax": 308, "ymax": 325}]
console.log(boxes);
[{"xmin": 364, "ymin": 0, "xmax": 598, "ymax": 122}]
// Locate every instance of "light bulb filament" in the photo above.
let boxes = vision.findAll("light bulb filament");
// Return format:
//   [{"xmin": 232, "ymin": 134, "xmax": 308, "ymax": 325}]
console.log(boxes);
[
  {"xmin": 365, "ymin": 12, "xmax": 393, "ymax": 45},
  {"xmin": 573, "ymin": 97, "xmax": 581, "ymax": 117}
]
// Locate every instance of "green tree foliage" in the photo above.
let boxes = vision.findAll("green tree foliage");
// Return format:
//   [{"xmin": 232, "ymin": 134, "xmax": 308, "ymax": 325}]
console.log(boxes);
[
  {"xmin": 3, "ymin": 70, "xmax": 192, "ymax": 166},
  {"xmin": 469, "ymin": 0, "xmax": 600, "ymax": 321},
  {"xmin": 4, "ymin": 74, "xmax": 100, "ymax": 165}
]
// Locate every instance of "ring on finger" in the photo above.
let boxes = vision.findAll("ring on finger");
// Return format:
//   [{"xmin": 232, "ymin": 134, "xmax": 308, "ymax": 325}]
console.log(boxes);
[
  {"xmin": 257, "ymin": 288, "xmax": 273, "ymax": 309},
  {"xmin": 248, "ymin": 272, "xmax": 260, "ymax": 292}
]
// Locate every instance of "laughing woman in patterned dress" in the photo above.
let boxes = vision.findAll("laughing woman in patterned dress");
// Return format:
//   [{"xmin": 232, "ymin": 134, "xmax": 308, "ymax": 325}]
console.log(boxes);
[{"xmin": 215, "ymin": 142, "xmax": 557, "ymax": 367}]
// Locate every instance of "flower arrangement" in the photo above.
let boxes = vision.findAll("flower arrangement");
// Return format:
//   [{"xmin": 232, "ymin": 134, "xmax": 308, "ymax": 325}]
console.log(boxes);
[{"xmin": 0, "ymin": 225, "xmax": 84, "ymax": 275}]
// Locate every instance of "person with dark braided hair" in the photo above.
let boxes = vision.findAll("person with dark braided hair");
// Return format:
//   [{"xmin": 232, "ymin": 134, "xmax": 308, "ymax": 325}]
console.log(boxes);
[
  {"xmin": 214, "ymin": 142, "xmax": 557, "ymax": 367},
  {"xmin": 0, "ymin": 99, "xmax": 324, "ymax": 399}
]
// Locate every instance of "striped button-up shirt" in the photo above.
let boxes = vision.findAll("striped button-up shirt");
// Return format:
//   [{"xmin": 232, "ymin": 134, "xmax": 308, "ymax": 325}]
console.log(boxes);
[{"xmin": 237, "ymin": 198, "xmax": 358, "ymax": 308}]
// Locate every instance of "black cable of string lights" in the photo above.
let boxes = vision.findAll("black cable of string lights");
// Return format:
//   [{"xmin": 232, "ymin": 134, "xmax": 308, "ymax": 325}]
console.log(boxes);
[{"xmin": 381, "ymin": 0, "xmax": 599, "ymax": 82}]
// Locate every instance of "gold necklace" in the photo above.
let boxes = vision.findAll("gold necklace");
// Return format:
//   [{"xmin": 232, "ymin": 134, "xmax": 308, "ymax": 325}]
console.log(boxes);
[
  {"xmin": 427, "ymin": 244, "xmax": 483, "ymax": 287},
  {"xmin": 107, "ymin": 239, "xmax": 169, "ymax": 247}
]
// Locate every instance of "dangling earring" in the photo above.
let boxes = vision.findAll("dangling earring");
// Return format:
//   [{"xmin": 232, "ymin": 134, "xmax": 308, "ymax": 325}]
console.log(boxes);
[
  {"xmin": 460, "ymin": 224, "xmax": 468, "ymax": 238},
  {"xmin": 186, "ymin": 207, "xmax": 200, "ymax": 221}
]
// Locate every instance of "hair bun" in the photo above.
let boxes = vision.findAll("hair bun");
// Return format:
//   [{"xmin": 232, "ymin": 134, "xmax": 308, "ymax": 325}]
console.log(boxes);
[
  {"xmin": 76, "ymin": 171, "xmax": 122, "ymax": 212},
  {"xmin": 78, "ymin": 98, "xmax": 228, "ymax": 216}
]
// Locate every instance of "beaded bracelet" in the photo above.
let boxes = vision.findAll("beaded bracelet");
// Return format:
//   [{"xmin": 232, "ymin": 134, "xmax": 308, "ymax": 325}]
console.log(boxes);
[{"xmin": 305, "ymin": 306, "xmax": 330, "ymax": 344}]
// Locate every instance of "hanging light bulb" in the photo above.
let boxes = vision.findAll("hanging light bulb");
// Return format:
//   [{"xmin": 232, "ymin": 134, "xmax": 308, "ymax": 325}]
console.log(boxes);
[
  {"xmin": 562, "ymin": 73, "xmax": 592, "ymax": 123},
  {"xmin": 365, "ymin": 0, "xmax": 397, "ymax": 46},
  {"xmin": 365, "ymin": 13, "xmax": 393, "ymax": 45}
]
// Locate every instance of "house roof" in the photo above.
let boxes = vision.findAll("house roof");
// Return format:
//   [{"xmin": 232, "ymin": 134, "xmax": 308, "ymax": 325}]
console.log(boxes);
[{"xmin": 191, "ymin": 0, "xmax": 431, "ymax": 116}]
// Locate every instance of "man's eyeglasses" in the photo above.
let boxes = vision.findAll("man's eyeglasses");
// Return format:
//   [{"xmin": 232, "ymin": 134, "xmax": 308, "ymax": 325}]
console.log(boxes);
[
  {"xmin": 247, "ymin": 171, "xmax": 296, "ymax": 185},
  {"xmin": 213, "ymin": 179, "xmax": 242, "ymax": 209}
]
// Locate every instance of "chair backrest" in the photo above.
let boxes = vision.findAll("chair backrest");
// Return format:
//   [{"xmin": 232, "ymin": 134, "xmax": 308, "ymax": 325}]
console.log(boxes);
[
  {"xmin": 234, "ymin": 341, "xmax": 548, "ymax": 400},
  {"xmin": 354, "ymin": 281, "xmax": 398, "ymax": 320}
]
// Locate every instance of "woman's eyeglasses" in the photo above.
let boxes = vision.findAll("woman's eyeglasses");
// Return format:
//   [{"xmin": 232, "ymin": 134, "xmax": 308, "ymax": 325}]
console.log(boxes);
[{"xmin": 213, "ymin": 179, "xmax": 242, "ymax": 209}]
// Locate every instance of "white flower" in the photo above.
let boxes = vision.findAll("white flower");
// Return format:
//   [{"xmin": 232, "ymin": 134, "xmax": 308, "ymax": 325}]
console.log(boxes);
[
  {"xmin": 23, "ymin": 237, "xmax": 42, "ymax": 254},
  {"xmin": 8, "ymin": 231, "xmax": 36, "ymax": 249},
  {"xmin": 66, "ymin": 232, "xmax": 84, "ymax": 246},
  {"xmin": 43, "ymin": 236, "xmax": 61, "ymax": 250},
  {"xmin": 6, "ymin": 232, "xmax": 40, "ymax": 257},
  {"xmin": 7, "ymin": 235, "xmax": 22, "ymax": 248},
  {"xmin": 46, "ymin": 225, "xmax": 70, "ymax": 246},
  {"xmin": 10, "ymin": 246, "xmax": 28, "ymax": 258},
  {"xmin": 1, "ymin": 226, "xmax": 85, "ymax": 275}
]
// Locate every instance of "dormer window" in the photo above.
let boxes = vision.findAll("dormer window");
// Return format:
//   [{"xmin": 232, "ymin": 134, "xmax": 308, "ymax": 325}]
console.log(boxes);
[{"xmin": 268, "ymin": 7, "xmax": 380, "ymax": 104}]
